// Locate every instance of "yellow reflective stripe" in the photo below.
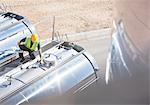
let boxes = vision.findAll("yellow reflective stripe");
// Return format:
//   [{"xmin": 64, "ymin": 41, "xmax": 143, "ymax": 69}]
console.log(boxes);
[
  {"xmin": 31, "ymin": 42, "xmax": 38, "ymax": 51},
  {"xmin": 24, "ymin": 37, "xmax": 38, "ymax": 51},
  {"xmin": 24, "ymin": 37, "xmax": 31, "ymax": 49}
]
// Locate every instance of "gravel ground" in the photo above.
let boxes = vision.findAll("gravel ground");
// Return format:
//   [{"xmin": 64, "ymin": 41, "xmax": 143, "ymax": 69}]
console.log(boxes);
[{"xmin": 0, "ymin": 0, "xmax": 113, "ymax": 39}]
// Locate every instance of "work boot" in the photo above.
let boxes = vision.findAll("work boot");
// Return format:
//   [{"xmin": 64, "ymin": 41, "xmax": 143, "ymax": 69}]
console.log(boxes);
[{"xmin": 20, "ymin": 58, "xmax": 25, "ymax": 62}]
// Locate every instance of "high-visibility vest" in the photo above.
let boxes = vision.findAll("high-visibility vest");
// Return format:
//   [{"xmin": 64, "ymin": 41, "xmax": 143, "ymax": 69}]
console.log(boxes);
[{"xmin": 24, "ymin": 37, "xmax": 38, "ymax": 51}]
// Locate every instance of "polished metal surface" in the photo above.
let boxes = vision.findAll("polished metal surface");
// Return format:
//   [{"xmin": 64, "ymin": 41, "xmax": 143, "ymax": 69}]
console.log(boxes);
[
  {"xmin": 0, "ymin": 12, "xmax": 36, "ymax": 65},
  {"xmin": 73, "ymin": 1, "xmax": 149, "ymax": 104},
  {"xmin": 1, "ymin": 2, "xmax": 149, "ymax": 104},
  {"xmin": 0, "ymin": 41, "xmax": 98, "ymax": 105}
]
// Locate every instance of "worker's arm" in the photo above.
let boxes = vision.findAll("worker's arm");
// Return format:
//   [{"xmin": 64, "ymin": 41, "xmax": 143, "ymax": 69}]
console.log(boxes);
[
  {"xmin": 38, "ymin": 43, "xmax": 43, "ymax": 62},
  {"xmin": 38, "ymin": 49, "xmax": 42, "ymax": 60}
]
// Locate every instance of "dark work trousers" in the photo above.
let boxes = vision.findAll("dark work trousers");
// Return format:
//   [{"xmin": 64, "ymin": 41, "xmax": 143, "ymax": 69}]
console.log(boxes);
[{"xmin": 19, "ymin": 45, "xmax": 36, "ymax": 60}]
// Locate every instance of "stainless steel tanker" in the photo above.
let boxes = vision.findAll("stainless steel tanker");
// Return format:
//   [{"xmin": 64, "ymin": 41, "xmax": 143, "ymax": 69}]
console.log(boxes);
[{"xmin": 0, "ymin": 12, "xmax": 99, "ymax": 105}]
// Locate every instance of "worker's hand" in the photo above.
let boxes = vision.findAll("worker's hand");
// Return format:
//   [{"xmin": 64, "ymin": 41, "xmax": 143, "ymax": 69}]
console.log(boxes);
[
  {"xmin": 39, "ymin": 56, "xmax": 43, "ymax": 64},
  {"xmin": 18, "ymin": 42, "xmax": 21, "ymax": 45}
]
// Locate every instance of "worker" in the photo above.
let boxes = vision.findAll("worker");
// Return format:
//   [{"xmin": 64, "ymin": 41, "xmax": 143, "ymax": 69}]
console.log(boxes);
[{"xmin": 18, "ymin": 34, "xmax": 42, "ymax": 62}]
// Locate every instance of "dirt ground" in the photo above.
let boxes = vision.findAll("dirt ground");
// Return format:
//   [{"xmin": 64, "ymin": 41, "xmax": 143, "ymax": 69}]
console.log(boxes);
[{"xmin": 0, "ymin": 0, "xmax": 113, "ymax": 39}]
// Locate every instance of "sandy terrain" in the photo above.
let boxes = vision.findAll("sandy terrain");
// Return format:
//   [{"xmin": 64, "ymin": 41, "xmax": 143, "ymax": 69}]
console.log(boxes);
[{"xmin": 0, "ymin": 0, "xmax": 113, "ymax": 39}]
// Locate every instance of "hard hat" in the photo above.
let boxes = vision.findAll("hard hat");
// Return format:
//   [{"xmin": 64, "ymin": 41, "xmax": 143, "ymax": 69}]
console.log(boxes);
[{"xmin": 31, "ymin": 34, "xmax": 38, "ymax": 42}]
